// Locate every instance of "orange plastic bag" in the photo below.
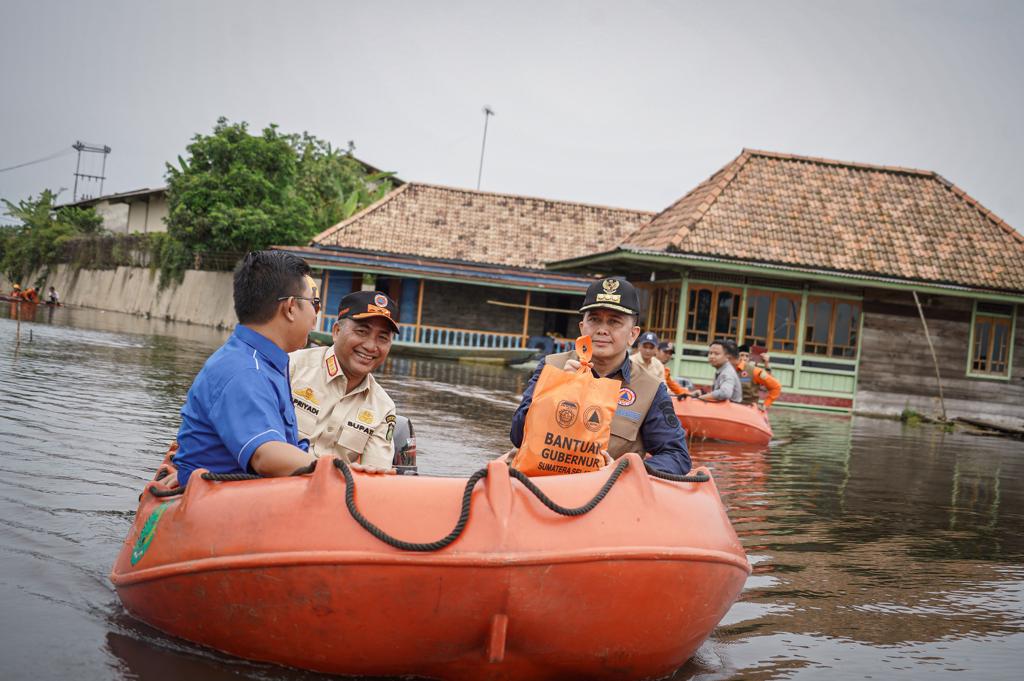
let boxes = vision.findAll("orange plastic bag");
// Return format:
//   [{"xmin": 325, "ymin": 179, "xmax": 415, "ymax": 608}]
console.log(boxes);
[{"xmin": 511, "ymin": 336, "xmax": 621, "ymax": 476}]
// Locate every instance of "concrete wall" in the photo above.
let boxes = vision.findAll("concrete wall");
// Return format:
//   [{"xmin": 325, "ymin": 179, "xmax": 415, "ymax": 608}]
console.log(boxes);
[
  {"xmin": 855, "ymin": 288, "xmax": 1024, "ymax": 429},
  {"xmin": 3, "ymin": 264, "xmax": 236, "ymax": 328}
]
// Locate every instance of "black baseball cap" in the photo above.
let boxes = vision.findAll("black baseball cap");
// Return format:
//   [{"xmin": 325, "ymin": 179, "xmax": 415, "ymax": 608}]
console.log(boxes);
[
  {"xmin": 657, "ymin": 341, "xmax": 675, "ymax": 354},
  {"xmin": 579, "ymin": 277, "xmax": 640, "ymax": 316},
  {"xmin": 337, "ymin": 290, "xmax": 400, "ymax": 332},
  {"xmin": 637, "ymin": 331, "xmax": 659, "ymax": 346}
]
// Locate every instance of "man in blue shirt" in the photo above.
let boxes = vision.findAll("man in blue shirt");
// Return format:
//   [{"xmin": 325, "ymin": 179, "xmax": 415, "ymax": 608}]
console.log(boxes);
[
  {"xmin": 173, "ymin": 251, "xmax": 321, "ymax": 486},
  {"xmin": 510, "ymin": 278, "xmax": 691, "ymax": 476}
]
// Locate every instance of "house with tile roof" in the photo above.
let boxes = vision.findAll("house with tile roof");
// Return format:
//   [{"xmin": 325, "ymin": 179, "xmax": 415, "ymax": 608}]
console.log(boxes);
[
  {"xmin": 274, "ymin": 182, "xmax": 653, "ymax": 360},
  {"xmin": 550, "ymin": 149, "xmax": 1024, "ymax": 426}
]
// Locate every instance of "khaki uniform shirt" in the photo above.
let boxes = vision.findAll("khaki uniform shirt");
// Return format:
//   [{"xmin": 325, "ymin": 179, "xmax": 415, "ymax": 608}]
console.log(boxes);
[
  {"xmin": 288, "ymin": 345, "xmax": 396, "ymax": 468},
  {"xmin": 629, "ymin": 352, "xmax": 666, "ymax": 384}
]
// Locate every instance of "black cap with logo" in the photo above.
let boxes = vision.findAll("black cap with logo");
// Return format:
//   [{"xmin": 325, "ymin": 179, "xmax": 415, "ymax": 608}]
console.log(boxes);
[
  {"xmin": 579, "ymin": 277, "xmax": 640, "ymax": 316},
  {"xmin": 637, "ymin": 331, "xmax": 659, "ymax": 346},
  {"xmin": 337, "ymin": 290, "xmax": 400, "ymax": 332},
  {"xmin": 657, "ymin": 341, "xmax": 675, "ymax": 354}
]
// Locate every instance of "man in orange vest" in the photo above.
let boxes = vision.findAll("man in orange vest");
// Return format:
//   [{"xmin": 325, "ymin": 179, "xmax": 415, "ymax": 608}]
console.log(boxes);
[
  {"xmin": 655, "ymin": 342, "xmax": 688, "ymax": 396},
  {"xmin": 733, "ymin": 344, "xmax": 781, "ymax": 409}
]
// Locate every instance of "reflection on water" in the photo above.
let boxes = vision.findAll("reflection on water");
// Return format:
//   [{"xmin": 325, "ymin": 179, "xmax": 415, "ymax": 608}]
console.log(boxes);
[{"xmin": 1, "ymin": 306, "xmax": 1023, "ymax": 680}]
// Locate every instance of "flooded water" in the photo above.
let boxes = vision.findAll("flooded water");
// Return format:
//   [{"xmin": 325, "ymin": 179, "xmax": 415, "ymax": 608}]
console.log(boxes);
[{"xmin": 2, "ymin": 304, "xmax": 1023, "ymax": 680}]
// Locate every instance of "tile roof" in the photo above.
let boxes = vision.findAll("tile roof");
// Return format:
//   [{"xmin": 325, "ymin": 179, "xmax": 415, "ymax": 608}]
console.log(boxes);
[
  {"xmin": 312, "ymin": 182, "xmax": 653, "ymax": 270},
  {"xmin": 624, "ymin": 149, "xmax": 1024, "ymax": 292}
]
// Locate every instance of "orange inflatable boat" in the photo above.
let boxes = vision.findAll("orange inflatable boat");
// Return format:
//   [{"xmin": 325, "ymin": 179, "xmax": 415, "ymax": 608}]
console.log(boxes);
[
  {"xmin": 111, "ymin": 447, "xmax": 750, "ymax": 681},
  {"xmin": 674, "ymin": 397, "xmax": 773, "ymax": 445}
]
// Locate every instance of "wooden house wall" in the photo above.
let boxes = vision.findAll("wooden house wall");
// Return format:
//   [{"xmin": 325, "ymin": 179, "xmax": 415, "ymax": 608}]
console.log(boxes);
[
  {"xmin": 855, "ymin": 289, "xmax": 1024, "ymax": 427},
  {"xmin": 418, "ymin": 280, "xmax": 548, "ymax": 338}
]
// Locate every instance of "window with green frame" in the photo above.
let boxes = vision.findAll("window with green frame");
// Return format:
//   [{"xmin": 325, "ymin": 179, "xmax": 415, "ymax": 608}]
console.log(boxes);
[
  {"xmin": 744, "ymin": 290, "xmax": 800, "ymax": 352},
  {"xmin": 686, "ymin": 285, "xmax": 741, "ymax": 344},
  {"xmin": 969, "ymin": 302, "xmax": 1015, "ymax": 377},
  {"xmin": 803, "ymin": 297, "xmax": 861, "ymax": 358}
]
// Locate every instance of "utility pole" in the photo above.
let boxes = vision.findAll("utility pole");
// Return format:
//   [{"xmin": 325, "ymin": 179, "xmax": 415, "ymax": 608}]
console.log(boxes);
[
  {"xmin": 72, "ymin": 141, "xmax": 112, "ymax": 201},
  {"xmin": 476, "ymin": 106, "xmax": 495, "ymax": 190}
]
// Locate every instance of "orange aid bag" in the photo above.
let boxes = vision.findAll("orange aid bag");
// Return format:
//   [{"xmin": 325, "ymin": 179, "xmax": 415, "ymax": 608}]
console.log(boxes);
[{"xmin": 511, "ymin": 336, "xmax": 622, "ymax": 476}]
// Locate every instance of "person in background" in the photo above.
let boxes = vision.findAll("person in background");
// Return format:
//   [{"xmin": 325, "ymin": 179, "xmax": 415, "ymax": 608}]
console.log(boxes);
[
  {"xmin": 10, "ymin": 283, "xmax": 21, "ymax": 298},
  {"xmin": 738, "ymin": 343, "xmax": 773, "ymax": 373},
  {"xmin": 630, "ymin": 331, "xmax": 665, "ymax": 381},
  {"xmin": 732, "ymin": 345, "xmax": 782, "ymax": 410},
  {"xmin": 47, "ymin": 286, "xmax": 59, "ymax": 305},
  {"xmin": 172, "ymin": 251, "xmax": 320, "ymax": 487},
  {"xmin": 21, "ymin": 286, "xmax": 39, "ymax": 303},
  {"xmin": 655, "ymin": 341, "xmax": 688, "ymax": 396},
  {"xmin": 691, "ymin": 339, "xmax": 742, "ymax": 403},
  {"xmin": 289, "ymin": 290, "xmax": 400, "ymax": 473}
]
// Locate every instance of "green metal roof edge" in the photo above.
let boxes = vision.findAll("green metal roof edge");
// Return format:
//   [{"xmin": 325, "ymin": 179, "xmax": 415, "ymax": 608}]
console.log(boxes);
[{"xmin": 547, "ymin": 247, "xmax": 1024, "ymax": 304}]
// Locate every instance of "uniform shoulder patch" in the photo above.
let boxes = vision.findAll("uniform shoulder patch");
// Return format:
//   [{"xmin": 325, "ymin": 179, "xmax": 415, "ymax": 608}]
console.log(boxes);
[{"xmin": 661, "ymin": 402, "xmax": 680, "ymax": 429}]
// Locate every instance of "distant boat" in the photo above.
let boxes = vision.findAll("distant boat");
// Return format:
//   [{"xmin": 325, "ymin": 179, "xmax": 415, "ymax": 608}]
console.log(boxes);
[{"xmin": 674, "ymin": 396, "xmax": 773, "ymax": 445}]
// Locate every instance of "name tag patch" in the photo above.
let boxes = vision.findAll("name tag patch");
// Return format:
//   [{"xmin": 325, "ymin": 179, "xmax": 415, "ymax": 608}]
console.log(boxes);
[{"xmin": 616, "ymin": 407, "xmax": 642, "ymax": 422}]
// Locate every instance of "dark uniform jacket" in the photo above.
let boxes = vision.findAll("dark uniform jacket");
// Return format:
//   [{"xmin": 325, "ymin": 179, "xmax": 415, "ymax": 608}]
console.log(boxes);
[{"xmin": 510, "ymin": 351, "xmax": 691, "ymax": 475}]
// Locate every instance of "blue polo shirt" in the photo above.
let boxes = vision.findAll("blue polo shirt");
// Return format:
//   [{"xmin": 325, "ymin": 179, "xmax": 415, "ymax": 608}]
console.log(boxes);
[
  {"xmin": 174, "ymin": 325, "xmax": 307, "ymax": 486},
  {"xmin": 510, "ymin": 353, "xmax": 691, "ymax": 475}
]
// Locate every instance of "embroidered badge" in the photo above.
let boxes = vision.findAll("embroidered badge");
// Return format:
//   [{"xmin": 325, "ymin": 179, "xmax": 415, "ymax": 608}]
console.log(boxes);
[
  {"xmin": 618, "ymin": 388, "xmax": 637, "ymax": 406},
  {"xmin": 556, "ymin": 400, "xmax": 579, "ymax": 428},
  {"xmin": 602, "ymin": 279, "xmax": 620, "ymax": 293},
  {"xmin": 292, "ymin": 386, "xmax": 319, "ymax": 405},
  {"xmin": 616, "ymin": 407, "xmax": 642, "ymax": 422},
  {"xmin": 583, "ymin": 406, "xmax": 602, "ymax": 432},
  {"xmin": 374, "ymin": 293, "xmax": 388, "ymax": 307},
  {"xmin": 386, "ymin": 422, "xmax": 395, "ymax": 442},
  {"xmin": 130, "ymin": 502, "xmax": 172, "ymax": 566},
  {"xmin": 661, "ymin": 402, "xmax": 680, "ymax": 428},
  {"xmin": 357, "ymin": 409, "xmax": 375, "ymax": 425},
  {"xmin": 326, "ymin": 353, "xmax": 338, "ymax": 377}
]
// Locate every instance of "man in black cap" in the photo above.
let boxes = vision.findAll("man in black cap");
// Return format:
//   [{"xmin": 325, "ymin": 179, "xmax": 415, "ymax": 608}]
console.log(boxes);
[
  {"xmin": 630, "ymin": 330, "xmax": 665, "ymax": 381},
  {"xmin": 289, "ymin": 290, "xmax": 401, "ymax": 473},
  {"xmin": 509, "ymin": 277, "xmax": 691, "ymax": 475}
]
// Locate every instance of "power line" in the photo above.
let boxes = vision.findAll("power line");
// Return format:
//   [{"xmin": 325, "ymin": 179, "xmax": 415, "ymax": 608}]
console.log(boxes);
[{"xmin": 0, "ymin": 147, "xmax": 75, "ymax": 174}]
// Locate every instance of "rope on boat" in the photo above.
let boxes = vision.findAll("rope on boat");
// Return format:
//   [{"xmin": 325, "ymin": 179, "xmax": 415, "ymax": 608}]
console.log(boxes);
[
  {"xmin": 146, "ymin": 471, "xmax": 261, "ymax": 497},
  {"xmin": 144, "ymin": 458, "xmax": 710, "ymax": 551},
  {"xmin": 334, "ymin": 457, "xmax": 487, "ymax": 552},
  {"xmin": 506, "ymin": 458, "xmax": 630, "ymax": 516},
  {"xmin": 643, "ymin": 465, "xmax": 710, "ymax": 483}
]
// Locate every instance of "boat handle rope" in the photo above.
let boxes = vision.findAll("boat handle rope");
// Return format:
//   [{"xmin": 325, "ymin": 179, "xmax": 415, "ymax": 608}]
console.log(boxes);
[
  {"xmin": 146, "ymin": 471, "xmax": 260, "ymax": 498},
  {"xmin": 145, "ymin": 459, "xmax": 710, "ymax": 553},
  {"xmin": 332, "ymin": 457, "xmax": 709, "ymax": 552}
]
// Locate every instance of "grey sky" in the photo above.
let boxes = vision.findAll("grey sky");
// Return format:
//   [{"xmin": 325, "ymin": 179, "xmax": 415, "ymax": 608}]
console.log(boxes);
[{"xmin": 2, "ymin": 0, "xmax": 1022, "ymax": 235}]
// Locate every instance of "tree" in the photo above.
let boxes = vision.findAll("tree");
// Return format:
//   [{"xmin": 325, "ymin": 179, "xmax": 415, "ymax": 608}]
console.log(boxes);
[
  {"xmin": 165, "ymin": 118, "xmax": 396, "ymax": 257},
  {"xmin": 0, "ymin": 190, "xmax": 103, "ymax": 284}
]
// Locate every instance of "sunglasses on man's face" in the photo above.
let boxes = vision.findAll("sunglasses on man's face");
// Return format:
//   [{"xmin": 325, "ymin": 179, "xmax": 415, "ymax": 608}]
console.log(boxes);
[{"xmin": 277, "ymin": 295, "xmax": 321, "ymax": 314}]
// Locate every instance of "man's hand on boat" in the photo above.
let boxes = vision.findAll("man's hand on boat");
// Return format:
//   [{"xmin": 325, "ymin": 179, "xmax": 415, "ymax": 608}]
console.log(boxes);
[{"xmin": 350, "ymin": 461, "xmax": 397, "ymax": 475}]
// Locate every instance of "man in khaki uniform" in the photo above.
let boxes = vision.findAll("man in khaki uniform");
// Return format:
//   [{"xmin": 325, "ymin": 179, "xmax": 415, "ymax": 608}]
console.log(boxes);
[
  {"xmin": 289, "ymin": 290, "xmax": 400, "ymax": 472},
  {"xmin": 629, "ymin": 331, "xmax": 666, "ymax": 382}
]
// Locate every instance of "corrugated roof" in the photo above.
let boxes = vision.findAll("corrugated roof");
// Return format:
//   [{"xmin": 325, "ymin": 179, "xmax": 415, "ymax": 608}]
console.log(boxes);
[
  {"xmin": 624, "ymin": 149, "xmax": 1024, "ymax": 292},
  {"xmin": 312, "ymin": 182, "xmax": 653, "ymax": 270}
]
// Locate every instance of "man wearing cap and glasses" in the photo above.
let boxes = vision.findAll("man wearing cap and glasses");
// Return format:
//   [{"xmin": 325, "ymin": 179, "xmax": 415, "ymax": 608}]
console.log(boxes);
[
  {"xmin": 171, "ymin": 251, "xmax": 321, "ymax": 488},
  {"xmin": 289, "ymin": 290, "xmax": 400, "ymax": 473},
  {"xmin": 510, "ymin": 277, "xmax": 691, "ymax": 476}
]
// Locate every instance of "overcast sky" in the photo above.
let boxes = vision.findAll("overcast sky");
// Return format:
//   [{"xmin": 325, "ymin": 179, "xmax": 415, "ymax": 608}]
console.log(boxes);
[{"xmin": 2, "ymin": 0, "xmax": 1022, "ymax": 234}]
